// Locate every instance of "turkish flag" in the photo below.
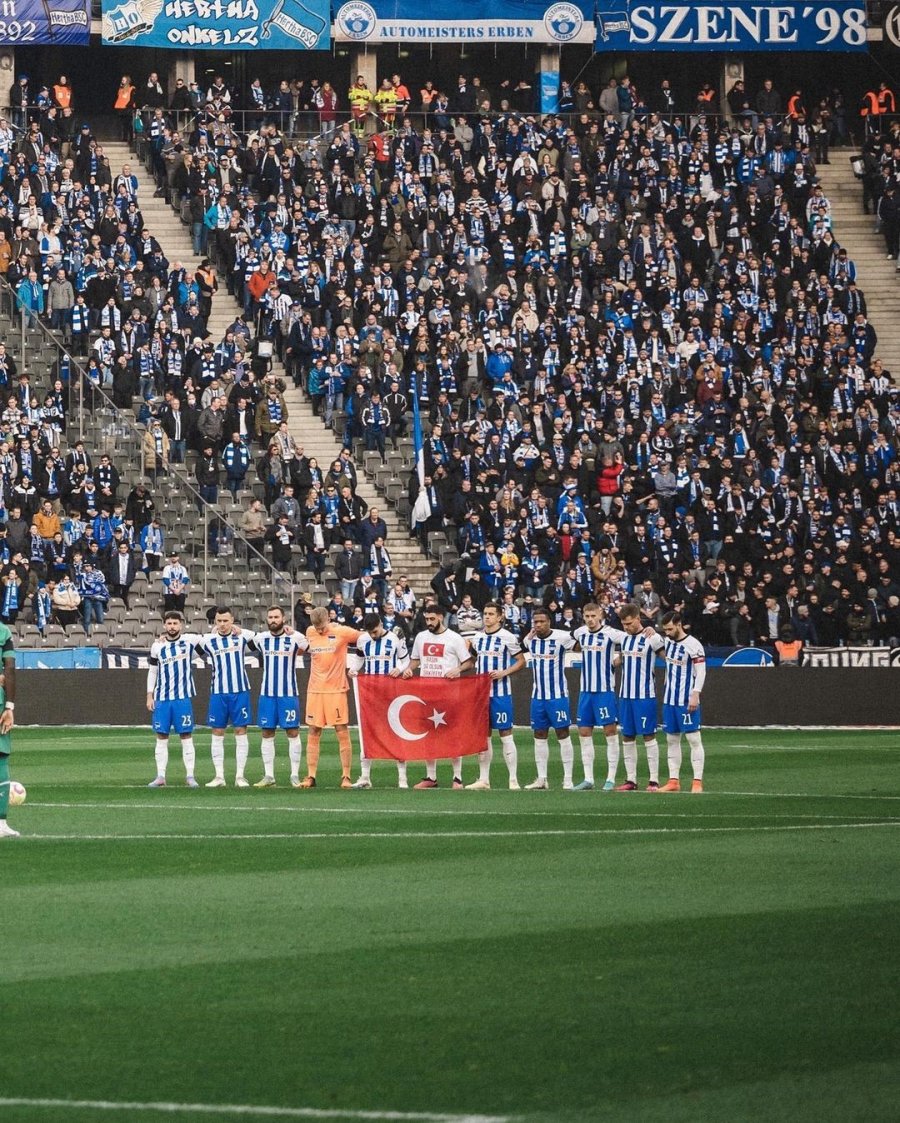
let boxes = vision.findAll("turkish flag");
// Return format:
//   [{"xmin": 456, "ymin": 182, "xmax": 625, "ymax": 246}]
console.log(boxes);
[{"xmin": 355, "ymin": 674, "xmax": 491, "ymax": 761}]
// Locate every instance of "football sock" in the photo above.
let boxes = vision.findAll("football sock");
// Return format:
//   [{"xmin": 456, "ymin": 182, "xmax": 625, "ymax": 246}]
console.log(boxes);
[
  {"xmin": 559, "ymin": 736, "xmax": 574, "ymax": 786},
  {"xmin": 478, "ymin": 743, "xmax": 493, "ymax": 784},
  {"xmin": 451, "ymin": 755, "xmax": 462, "ymax": 781},
  {"xmin": 579, "ymin": 733, "xmax": 595, "ymax": 785},
  {"xmin": 359, "ymin": 756, "xmax": 372, "ymax": 782},
  {"xmin": 687, "ymin": 731, "xmax": 705, "ymax": 779},
  {"xmin": 211, "ymin": 734, "xmax": 225, "ymax": 779},
  {"xmin": 645, "ymin": 737, "xmax": 660, "ymax": 784},
  {"xmin": 396, "ymin": 761, "xmax": 408, "ymax": 785},
  {"xmin": 606, "ymin": 733, "xmax": 620, "ymax": 783},
  {"xmin": 181, "ymin": 737, "xmax": 196, "ymax": 777},
  {"xmin": 337, "ymin": 728, "xmax": 352, "ymax": 777},
  {"xmin": 425, "ymin": 759, "xmax": 437, "ymax": 781},
  {"xmin": 235, "ymin": 734, "xmax": 249, "ymax": 780},
  {"xmin": 623, "ymin": 740, "xmax": 637, "ymax": 783},
  {"xmin": 306, "ymin": 730, "xmax": 321, "ymax": 778},
  {"xmin": 534, "ymin": 737, "xmax": 549, "ymax": 781},
  {"xmin": 0, "ymin": 754, "xmax": 9, "ymax": 819},
  {"xmin": 666, "ymin": 734, "xmax": 683, "ymax": 779},
  {"xmin": 261, "ymin": 737, "xmax": 276, "ymax": 778},
  {"xmin": 500, "ymin": 734, "xmax": 517, "ymax": 783},
  {"xmin": 288, "ymin": 734, "xmax": 302, "ymax": 779},
  {"xmin": 154, "ymin": 737, "xmax": 168, "ymax": 778}
]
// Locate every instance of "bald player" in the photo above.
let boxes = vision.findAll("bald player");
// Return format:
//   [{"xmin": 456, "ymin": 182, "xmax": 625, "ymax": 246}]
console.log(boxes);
[{"xmin": 299, "ymin": 606, "xmax": 361, "ymax": 789}]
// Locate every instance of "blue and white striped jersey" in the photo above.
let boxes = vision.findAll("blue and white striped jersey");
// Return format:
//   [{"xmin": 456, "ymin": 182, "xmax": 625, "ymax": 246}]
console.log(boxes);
[
  {"xmin": 604, "ymin": 628, "xmax": 664, "ymax": 700},
  {"xmin": 573, "ymin": 625, "xmax": 617, "ymax": 694},
  {"xmin": 252, "ymin": 631, "xmax": 308, "ymax": 698},
  {"xmin": 197, "ymin": 630, "xmax": 253, "ymax": 695},
  {"xmin": 357, "ymin": 631, "xmax": 410, "ymax": 676},
  {"xmin": 663, "ymin": 635, "xmax": 706, "ymax": 708},
  {"xmin": 525, "ymin": 629, "xmax": 576, "ymax": 700},
  {"xmin": 149, "ymin": 633, "xmax": 204, "ymax": 701},
  {"xmin": 470, "ymin": 628, "xmax": 522, "ymax": 698}
]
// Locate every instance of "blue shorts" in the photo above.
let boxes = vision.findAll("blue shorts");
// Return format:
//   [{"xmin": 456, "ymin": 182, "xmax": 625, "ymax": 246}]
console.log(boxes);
[
  {"xmin": 257, "ymin": 696, "xmax": 302, "ymax": 731},
  {"xmin": 152, "ymin": 698, "xmax": 194, "ymax": 735},
  {"xmin": 490, "ymin": 696, "xmax": 514, "ymax": 732},
  {"xmin": 530, "ymin": 696, "xmax": 571, "ymax": 732},
  {"xmin": 619, "ymin": 697, "xmax": 658, "ymax": 739},
  {"xmin": 208, "ymin": 690, "xmax": 251, "ymax": 729},
  {"xmin": 663, "ymin": 704, "xmax": 702, "ymax": 735},
  {"xmin": 576, "ymin": 691, "xmax": 618, "ymax": 729}
]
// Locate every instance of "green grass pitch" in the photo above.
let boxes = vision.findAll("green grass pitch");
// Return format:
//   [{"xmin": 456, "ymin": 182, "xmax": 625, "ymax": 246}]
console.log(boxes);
[{"xmin": 1, "ymin": 726, "xmax": 898, "ymax": 1123}]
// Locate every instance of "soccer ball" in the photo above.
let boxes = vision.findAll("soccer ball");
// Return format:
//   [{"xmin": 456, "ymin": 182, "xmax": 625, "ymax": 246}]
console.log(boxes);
[{"xmin": 8, "ymin": 781, "xmax": 26, "ymax": 807}]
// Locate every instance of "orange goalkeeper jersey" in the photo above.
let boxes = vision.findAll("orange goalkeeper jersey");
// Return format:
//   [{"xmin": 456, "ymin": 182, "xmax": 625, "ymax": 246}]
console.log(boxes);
[{"xmin": 305, "ymin": 625, "xmax": 361, "ymax": 693}]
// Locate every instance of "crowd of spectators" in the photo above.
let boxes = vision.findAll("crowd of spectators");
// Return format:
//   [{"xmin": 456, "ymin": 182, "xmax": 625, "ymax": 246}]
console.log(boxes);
[{"xmin": 0, "ymin": 66, "xmax": 898, "ymax": 654}]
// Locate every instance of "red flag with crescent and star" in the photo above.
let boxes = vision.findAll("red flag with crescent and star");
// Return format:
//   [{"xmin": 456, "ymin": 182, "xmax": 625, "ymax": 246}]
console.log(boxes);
[{"xmin": 354, "ymin": 674, "xmax": 492, "ymax": 761}]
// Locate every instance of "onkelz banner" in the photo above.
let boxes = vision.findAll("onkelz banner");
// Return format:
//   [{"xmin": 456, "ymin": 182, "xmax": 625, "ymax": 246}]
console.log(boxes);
[
  {"xmin": 596, "ymin": 1, "xmax": 867, "ymax": 51},
  {"xmin": 0, "ymin": 0, "xmax": 89, "ymax": 44},
  {"xmin": 335, "ymin": 0, "xmax": 595, "ymax": 43},
  {"xmin": 101, "ymin": 0, "xmax": 330, "ymax": 48}
]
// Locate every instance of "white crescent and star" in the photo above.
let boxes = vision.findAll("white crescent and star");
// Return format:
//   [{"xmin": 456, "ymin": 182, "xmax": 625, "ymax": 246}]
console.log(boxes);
[{"xmin": 386, "ymin": 695, "xmax": 448, "ymax": 740}]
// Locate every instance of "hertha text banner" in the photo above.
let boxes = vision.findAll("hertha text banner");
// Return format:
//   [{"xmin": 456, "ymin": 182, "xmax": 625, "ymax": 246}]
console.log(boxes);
[{"xmin": 355, "ymin": 674, "xmax": 491, "ymax": 761}]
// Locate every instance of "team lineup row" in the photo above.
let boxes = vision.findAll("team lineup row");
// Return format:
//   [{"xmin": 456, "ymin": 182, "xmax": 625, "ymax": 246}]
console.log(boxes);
[{"xmin": 146, "ymin": 600, "xmax": 706, "ymax": 793}]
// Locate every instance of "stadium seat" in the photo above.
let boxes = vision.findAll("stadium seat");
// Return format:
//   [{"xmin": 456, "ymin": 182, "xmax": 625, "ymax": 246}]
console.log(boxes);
[
  {"xmin": 427, "ymin": 532, "xmax": 447, "ymax": 558},
  {"xmin": 21, "ymin": 625, "xmax": 43, "ymax": 648}
]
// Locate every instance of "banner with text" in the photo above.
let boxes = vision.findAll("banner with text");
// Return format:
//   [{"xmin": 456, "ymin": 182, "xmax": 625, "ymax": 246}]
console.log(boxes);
[
  {"xmin": 102, "ymin": 0, "xmax": 330, "ymax": 49},
  {"xmin": 0, "ymin": 0, "xmax": 89, "ymax": 45},
  {"xmin": 335, "ymin": 0, "xmax": 594, "ymax": 44},
  {"xmin": 596, "ymin": 1, "xmax": 867, "ymax": 51},
  {"xmin": 804, "ymin": 646, "xmax": 900, "ymax": 668}
]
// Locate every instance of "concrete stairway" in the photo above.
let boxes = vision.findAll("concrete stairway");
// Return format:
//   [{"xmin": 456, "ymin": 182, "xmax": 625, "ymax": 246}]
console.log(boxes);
[
  {"xmin": 816, "ymin": 156, "xmax": 900, "ymax": 374},
  {"xmin": 107, "ymin": 141, "xmax": 438, "ymax": 599}
]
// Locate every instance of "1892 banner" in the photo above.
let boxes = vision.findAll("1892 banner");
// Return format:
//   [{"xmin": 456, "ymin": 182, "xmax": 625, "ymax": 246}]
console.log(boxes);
[
  {"xmin": 101, "ymin": 0, "xmax": 330, "ymax": 48},
  {"xmin": 0, "ymin": 0, "xmax": 89, "ymax": 44},
  {"xmin": 596, "ymin": 1, "xmax": 867, "ymax": 50}
]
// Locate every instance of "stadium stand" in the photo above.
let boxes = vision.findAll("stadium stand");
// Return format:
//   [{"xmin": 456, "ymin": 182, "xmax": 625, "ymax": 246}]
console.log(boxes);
[{"xmin": 0, "ymin": 71, "xmax": 897, "ymax": 652}]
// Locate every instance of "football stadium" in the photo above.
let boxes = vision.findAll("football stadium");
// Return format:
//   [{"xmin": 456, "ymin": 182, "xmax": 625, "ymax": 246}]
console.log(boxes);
[{"xmin": 0, "ymin": 3, "xmax": 898, "ymax": 1121}]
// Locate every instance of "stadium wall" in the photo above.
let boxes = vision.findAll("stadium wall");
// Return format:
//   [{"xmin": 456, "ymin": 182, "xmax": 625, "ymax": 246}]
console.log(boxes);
[{"xmin": 19, "ymin": 669, "xmax": 899, "ymax": 727}]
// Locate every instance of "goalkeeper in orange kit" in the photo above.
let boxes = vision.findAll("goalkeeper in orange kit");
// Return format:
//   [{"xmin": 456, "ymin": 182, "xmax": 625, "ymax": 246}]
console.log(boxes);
[{"xmin": 298, "ymin": 607, "xmax": 361, "ymax": 789}]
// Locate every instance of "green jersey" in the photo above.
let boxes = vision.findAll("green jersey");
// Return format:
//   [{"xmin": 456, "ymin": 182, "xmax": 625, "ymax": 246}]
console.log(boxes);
[{"xmin": 0, "ymin": 621, "xmax": 13, "ymax": 755}]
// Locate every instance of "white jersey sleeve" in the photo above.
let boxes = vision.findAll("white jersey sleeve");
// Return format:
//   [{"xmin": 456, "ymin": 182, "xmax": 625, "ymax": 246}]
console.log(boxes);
[
  {"xmin": 290, "ymin": 630, "xmax": 308, "ymax": 668},
  {"xmin": 684, "ymin": 634, "xmax": 706, "ymax": 693},
  {"xmin": 501, "ymin": 628, "xmax": 522, "ymax": 656},
  {"xmin": 553, "ymin": 628, "xmax": 577, "ymax": 650}
]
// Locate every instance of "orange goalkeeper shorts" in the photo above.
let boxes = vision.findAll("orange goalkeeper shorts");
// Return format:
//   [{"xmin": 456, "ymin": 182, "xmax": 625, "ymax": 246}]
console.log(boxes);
[{"xmin": 305, "ymin": 692, "xmax": 349, "ymax": 728}]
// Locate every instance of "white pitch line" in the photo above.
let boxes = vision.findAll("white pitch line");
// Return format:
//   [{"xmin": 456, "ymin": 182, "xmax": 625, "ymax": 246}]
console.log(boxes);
[
  {"xmin": 25, "ymin": 801, "xmax": 899, "ymax": 822},
  {"xmin": 16, "ymin": 821, "xmax": 900, "ymax": 841},
  {"xmin": 0, "ymin": 1097, "xmax": 509, "ymax": 1122},
  {"xmin": 26, "ymin": 800, "xmax": 900, "ymax": 820},
  {"xmin": 712, "ymin": 791, "xmax": 900, "ymax": 800}
]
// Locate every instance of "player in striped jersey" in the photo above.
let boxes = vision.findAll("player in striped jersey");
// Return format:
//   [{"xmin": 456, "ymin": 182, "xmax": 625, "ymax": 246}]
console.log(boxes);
[
  {"xmin": 522, "ymin": 607, "xmax": 577, "ymax": 790},
  {"xmin": 197, "ymin": 607, "xmax": 256, "ymax": 788},
  {"xmin": 248, "ymin": 606, "xmax": 309, "ymax": 788},
  {"xmin": 349, "ymin": 614, "xmax": 411, "ymax": 790},
  {"xmin": 146, "ymin": 611, "xmax": 204, "ymax": 788},
  {"xmin": 659, "ymin": 611, "xmax": 706, "ymax": 793},
  {"xmin": 572, "ymin": 602, "xmax": 621, "ymax": 792},
  {"xmin": 603, "ymin": 604, "xmax": 665, "ymax": 791},
  {"xmin": 466, "ymin": 602, "xmax": 526, "ymax": 790}
]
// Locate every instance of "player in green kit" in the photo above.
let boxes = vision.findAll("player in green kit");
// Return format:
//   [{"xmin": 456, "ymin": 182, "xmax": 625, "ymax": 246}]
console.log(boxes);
[{"xmin": 0, "ymin": 621, "xmax": 18, "ymax": 838}]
